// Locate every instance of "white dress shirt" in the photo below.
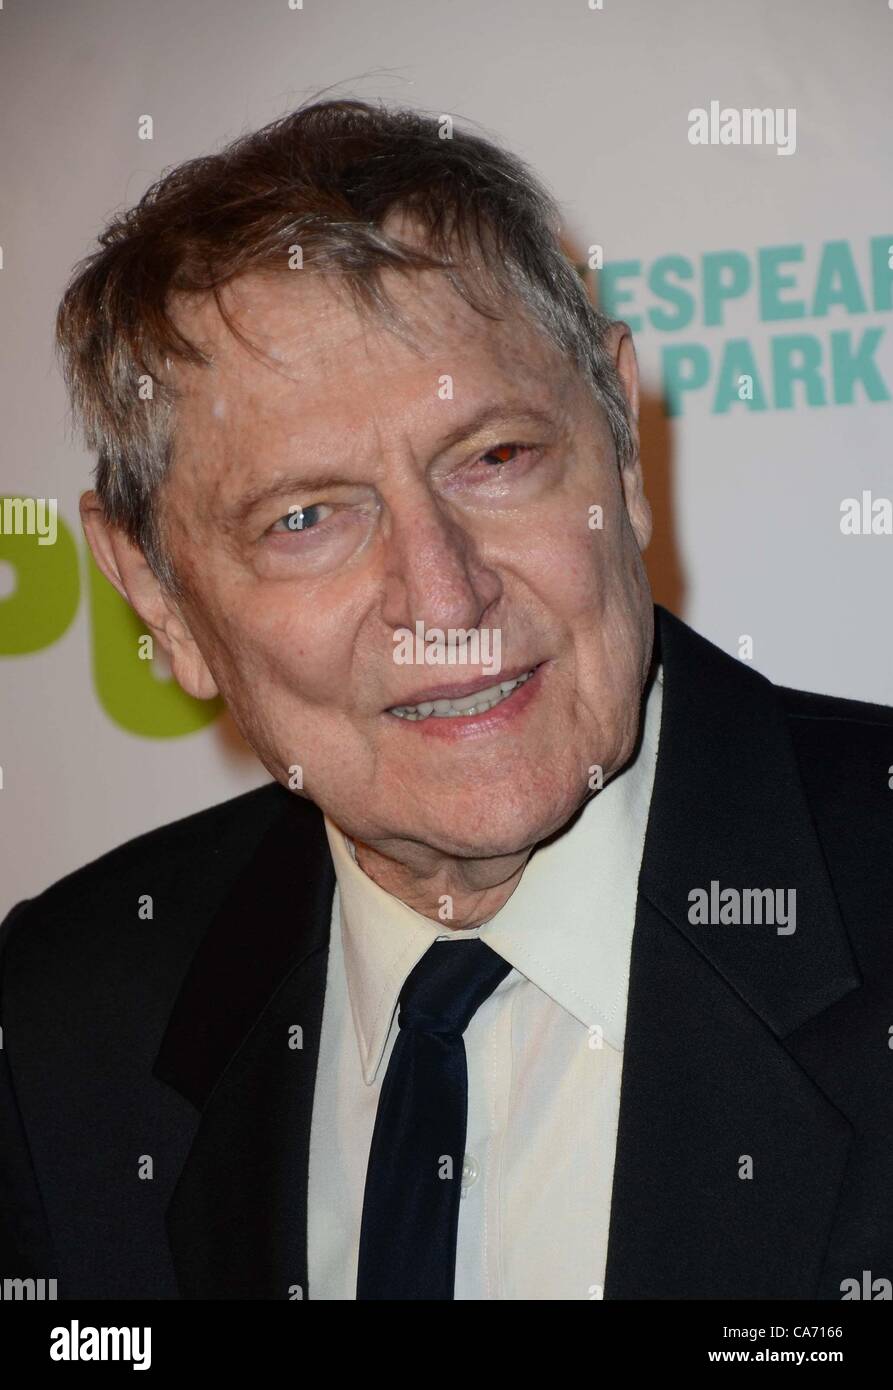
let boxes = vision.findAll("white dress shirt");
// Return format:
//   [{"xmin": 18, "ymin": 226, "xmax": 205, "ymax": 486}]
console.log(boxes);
[{"xmin": 307, "ymin": 664, "xmax": 663, "ymax": 1300}]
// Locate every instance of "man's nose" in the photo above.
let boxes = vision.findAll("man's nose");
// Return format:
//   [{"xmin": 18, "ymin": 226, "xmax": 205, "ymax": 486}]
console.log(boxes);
[{"xmin": 380, "ymin": 491, "xmax": 501, "ymax": 636}]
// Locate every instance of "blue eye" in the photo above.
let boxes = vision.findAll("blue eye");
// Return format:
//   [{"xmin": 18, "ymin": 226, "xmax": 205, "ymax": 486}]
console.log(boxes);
[{"xmin": 281, "ymin": 504, "xmax": 326, "ymax": 531}]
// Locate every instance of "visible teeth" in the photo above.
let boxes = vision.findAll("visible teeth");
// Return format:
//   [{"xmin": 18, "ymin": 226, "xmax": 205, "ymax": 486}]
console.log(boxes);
[
  {"xmin": 389, "ymin": 669, "xmax": 534, "ymax": 720},
  {"xmin": 450, "ymin": 690, "xmax": 484, "ymax": 713}
]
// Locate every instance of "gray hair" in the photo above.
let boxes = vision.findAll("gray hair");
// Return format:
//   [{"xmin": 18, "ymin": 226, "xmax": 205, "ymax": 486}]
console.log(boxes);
[{"xmin": 55, "ymin": 97, "xmax": 634, "ymax": 595}]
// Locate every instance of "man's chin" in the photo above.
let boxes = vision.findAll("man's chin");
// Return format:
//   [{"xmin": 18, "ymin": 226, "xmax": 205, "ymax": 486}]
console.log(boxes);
[{"xmin": 395, "ymin": 790, "xmax": 586, "ymax": 863}]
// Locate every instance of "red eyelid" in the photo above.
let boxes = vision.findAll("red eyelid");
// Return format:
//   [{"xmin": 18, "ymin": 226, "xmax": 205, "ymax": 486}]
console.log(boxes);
[{"xmin": 478, "ymin": 442, "xmax": 533, "ymax": 463}]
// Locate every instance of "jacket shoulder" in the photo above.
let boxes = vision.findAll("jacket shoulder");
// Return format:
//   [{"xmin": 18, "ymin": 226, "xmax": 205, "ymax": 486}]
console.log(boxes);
[
  {"xmin": 778, "ymin": 682, "xmax": 893, "ymax": 732},
  {"xmin": 777, "ymin": 681, "xmax": 893, "ymax": 975},
  {"xmin": 0, "ymin": 780, "xmax": 300, "ymax": 982},
  {"xmin": 777, "ymin": 681, "xmax": 893, "ymax": 815}
]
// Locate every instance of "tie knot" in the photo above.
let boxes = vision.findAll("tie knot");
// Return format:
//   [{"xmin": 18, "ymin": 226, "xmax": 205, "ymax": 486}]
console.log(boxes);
[{"xmin": 398, "ymin": 938, "xmax": 511, "ymax": 1037}]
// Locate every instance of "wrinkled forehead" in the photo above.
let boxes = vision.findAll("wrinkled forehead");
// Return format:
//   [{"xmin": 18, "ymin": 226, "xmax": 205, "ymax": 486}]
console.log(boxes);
[
  {"xmin": 169, "ymin": 262, "xmax": 558, "ymax": 378},
  {"xmin": 165, "ymin": 265, "xmax": 582, "ymax": 442}
]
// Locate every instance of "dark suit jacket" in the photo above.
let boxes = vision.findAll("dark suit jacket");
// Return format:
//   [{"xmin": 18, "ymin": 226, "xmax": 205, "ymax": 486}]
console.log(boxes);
[{"xmin": 2, "ymin": 605, "xmax": 892, "ymax": 1300}]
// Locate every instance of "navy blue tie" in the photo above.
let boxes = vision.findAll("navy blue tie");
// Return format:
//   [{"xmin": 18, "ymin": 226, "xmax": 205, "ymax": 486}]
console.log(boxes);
[{"xmin": 356, "ymin": 938, "xmax": 511, "ymax": 1300}]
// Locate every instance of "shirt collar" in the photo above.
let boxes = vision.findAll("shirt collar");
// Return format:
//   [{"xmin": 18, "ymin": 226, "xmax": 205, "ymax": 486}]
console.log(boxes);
[
  {"xmin": 323, "ymin": 817, "xmax": 450, "ymax": 1084},
  {"xmin": 479, "ymin": 665, "xmax": 663, "ymax": 1049},
  {"xmin": 324, "ymin": 662, "xmax": 663, "ymax": 1081}
]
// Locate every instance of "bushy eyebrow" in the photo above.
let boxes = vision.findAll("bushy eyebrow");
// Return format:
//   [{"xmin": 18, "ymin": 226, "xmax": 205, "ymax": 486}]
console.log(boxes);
[
  {"xmin": 430, "ymin": 403, "xmax": 560, "ymax": 455},
  {"xmin": 228, "ymin": 471, "xmax": 353, "ymax": 522},
  {"xmin": 224, "ymin": 401, "xmax": 561, "ymax": 525}
]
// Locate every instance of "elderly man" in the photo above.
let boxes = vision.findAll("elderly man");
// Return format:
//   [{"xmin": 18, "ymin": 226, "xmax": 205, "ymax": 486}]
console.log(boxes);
[{"xmin": 1, "ymin": 100, "xmax": 891, "ymax": 1302}]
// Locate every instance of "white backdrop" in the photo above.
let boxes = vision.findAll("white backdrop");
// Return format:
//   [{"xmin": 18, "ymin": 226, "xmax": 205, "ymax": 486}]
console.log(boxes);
[{"xmin": 1, "ymin": 0, "xmax": 891, "ymax": 913}]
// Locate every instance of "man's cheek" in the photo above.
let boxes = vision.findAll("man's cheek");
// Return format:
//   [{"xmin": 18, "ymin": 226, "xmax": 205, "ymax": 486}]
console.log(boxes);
[{"xmin": 541, "ymin": 540, "xmax": 608, "ymax": 614}]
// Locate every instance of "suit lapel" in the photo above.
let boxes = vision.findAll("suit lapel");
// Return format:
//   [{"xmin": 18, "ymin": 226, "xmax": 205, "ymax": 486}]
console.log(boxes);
[
  {"xmin": 153, "ymin": 607, "xmax": 863, "ymax": 1300},
  {"xmin": 153, "ymin": 790, "xmax": 334, "ymax": 1298},
  {"xmin": 604, "ymin": 607, "xmax": 861, "ymax": 1298}
]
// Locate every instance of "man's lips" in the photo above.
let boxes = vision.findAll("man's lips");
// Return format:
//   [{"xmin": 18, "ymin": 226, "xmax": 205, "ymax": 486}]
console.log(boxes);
[
  {"xmin": 384, "ymin": 660, "xmax": 549, "ymax": 735},
  {"xmin": 384, "ymin": 662, "xmax": 542, "ymax": 711}
]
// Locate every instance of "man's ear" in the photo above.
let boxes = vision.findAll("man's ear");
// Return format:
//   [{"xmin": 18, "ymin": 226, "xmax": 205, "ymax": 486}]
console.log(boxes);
[
  {"xmin": 80, "ymin": 491, "xmax": 220, "ymax": 700},
  {"xmin": 603, "ymin": 321, "xmax": 652, "ymax": 553}
]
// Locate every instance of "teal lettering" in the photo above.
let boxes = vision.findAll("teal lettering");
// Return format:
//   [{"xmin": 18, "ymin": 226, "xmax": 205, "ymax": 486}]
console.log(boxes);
[
  {"xmin": 759, "ymin": 245, "xmax": 806, "ymax": 321},
  {"xmin": 599, "ymin": 261, "xmax": 642, "ymax": 330},
  {"xmin": 647, "ymin": 255, "xmax": 695, "ymax": 331},
  {"xmin": 661, "ymin": 344, "xmax": 710, "ymax": 416},
  {"xmin": 870, "ymin": 235, "xmax": 893, "ymax": 311},
  {"xmin": 771, "ymin": 334, "xmax": 826, "ymax": 408},
  {"xmin": 712, "ymin": 339, "xmax": 768, "ymax": 412},
  {"xmin": 703, "ymin": 251, "xmax": 751, "ymax": 327},
  {"xmin": 831, "ymin": 329, "xmax": 889, "ymax": 404},
  {"xmin": 812, "ymin": 241, "xmax": 867, "ymax": 316}
]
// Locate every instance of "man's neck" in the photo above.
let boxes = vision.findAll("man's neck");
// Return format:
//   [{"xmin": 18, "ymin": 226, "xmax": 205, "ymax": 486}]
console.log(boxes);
[{"xmin": 351, "ymin": 837, "xmax": 532, "ymax": 930}]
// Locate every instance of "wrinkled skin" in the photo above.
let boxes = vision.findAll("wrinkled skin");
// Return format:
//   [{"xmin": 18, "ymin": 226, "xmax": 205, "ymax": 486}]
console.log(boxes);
[{"xmin": 84, "ymin": 255, "xmax": 654, "ymax": 927}]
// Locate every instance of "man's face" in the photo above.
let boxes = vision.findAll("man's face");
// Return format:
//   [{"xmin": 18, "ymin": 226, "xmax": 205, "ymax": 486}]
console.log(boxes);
[{"xmin": 156, "ymin": 263, "xmax": 653, "ymax": 860}]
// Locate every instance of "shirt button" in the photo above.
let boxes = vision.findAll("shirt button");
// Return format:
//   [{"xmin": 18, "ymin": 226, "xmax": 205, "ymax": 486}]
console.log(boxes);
[{"xmin": 461, "ymin": 1153, "xmax": 480, "ymax": 1193}]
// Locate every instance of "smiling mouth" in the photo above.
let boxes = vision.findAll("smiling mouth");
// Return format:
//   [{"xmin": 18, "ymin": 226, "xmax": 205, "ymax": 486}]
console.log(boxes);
[{"xmin": 387, "ymin": 668, "xmax": 537, "ymax": 721}]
